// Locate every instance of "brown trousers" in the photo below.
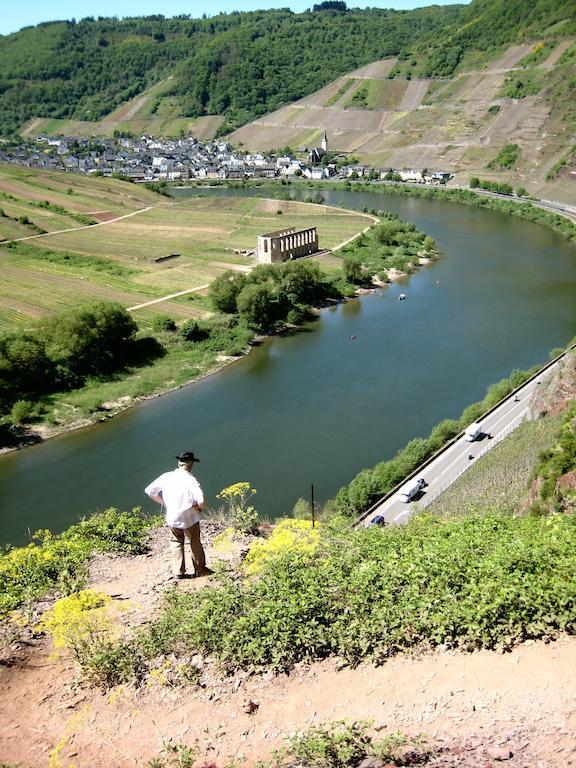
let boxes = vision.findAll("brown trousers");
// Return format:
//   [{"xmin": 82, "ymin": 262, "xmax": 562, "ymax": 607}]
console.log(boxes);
[{"xmin": 169, "ymin": 523, "xmax": 206, "ymax": 576}]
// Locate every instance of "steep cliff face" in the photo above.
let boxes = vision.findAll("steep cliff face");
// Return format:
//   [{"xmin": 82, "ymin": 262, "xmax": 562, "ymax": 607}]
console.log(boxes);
[
  {"xmin": 528, "ymin": 350, "xmax": 576, "ymax": 420},
  {"xmin": 520, "ymin": 351, "xmax": 576, "ymax": 514}
]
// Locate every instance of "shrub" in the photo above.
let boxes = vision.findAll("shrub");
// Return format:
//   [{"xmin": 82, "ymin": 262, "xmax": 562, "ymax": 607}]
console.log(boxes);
[
  {"xmin": 37, "ymin": 589, "xmax": 111, "ymax": 650},
  {"xmin": 0, "ymin": 508, "xmax": 154, "ymax": 616},
  {"xmin": 216, "ymin": 482, "xmax": 259, "ymax": 534},
  {"xmin": 152, "ymin": 315, "xmax": 177, "ymax": 333},
  {"xmin": 292, "ymin": 497, "xmax": 312, "ymax": 519},
  {"xmin": 179, "ymin": 320, "xmax": 208, "ymax": 342},
  {"xmin": 10, "ymin": 399, "xmax": 36, "ymax": 424},
  {"xmin": 74, "ymin": 635, "xmax": 144, "ymax": 688},
  {"xmin": 140, "ymin": 512, "xmax": 576, "ymax": 674},
  {"xmin": 243, "ymin": 519, "xmax": 321, "ymax": 576}
]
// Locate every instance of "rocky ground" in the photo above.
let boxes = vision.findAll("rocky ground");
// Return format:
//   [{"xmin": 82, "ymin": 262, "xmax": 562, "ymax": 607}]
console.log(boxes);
[{"xmin": 1, "ymin": 522, "xmax": 576, "ymax": 768}]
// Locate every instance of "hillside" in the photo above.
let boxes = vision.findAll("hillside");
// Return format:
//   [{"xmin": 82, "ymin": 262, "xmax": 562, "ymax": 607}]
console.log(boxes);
[
  {"xmin": 1, "ymin": 0, "xmax": 575, "ymax": 140},
  {"xmin": 230, "ymin": 37, "xmax": 576, "ymax": 204},
  {"xmin": 1, "ymin": 521, "xmax": 576, "ymax": 768}
]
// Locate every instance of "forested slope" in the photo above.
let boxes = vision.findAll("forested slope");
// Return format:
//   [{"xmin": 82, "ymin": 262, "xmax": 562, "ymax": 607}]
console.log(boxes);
[{"xmin": 0, "ymin": 0, "xmax": 574, "ymax": 138}]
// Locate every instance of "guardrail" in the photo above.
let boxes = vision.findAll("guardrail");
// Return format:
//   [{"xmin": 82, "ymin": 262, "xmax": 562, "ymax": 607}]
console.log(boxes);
[{"xmin": 355, "ymin": 343, "xmax": 576, "ymax": 527}]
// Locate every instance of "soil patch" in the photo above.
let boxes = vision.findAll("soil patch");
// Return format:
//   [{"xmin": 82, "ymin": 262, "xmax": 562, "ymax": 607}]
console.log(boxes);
[{"xmin": 1, "ymin": 523, "xmax": 576, "ymax": 767}]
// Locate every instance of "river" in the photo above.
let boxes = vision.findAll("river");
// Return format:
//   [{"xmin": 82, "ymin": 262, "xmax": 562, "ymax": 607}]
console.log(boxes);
[{"xmin": 1, "ymin": 186, "xmax": 575, "ymax": 545}]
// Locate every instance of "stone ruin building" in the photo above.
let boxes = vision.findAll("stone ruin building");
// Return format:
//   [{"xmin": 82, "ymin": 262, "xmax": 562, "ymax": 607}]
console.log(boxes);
[{"xmin": 257, "ymin": 226, "xmax": 319, "ymax": 263}]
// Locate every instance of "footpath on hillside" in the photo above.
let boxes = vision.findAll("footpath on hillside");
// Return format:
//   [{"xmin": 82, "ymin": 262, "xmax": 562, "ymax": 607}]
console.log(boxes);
[{"xmin": 1, "ymin": 519, "xmax": 576, "ymax": 768}]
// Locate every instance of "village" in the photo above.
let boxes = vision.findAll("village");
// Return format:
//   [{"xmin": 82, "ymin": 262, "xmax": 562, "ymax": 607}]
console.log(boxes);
[{"xmin": 0, "ymin": 131, "xmax": 452, "ymax": 186}]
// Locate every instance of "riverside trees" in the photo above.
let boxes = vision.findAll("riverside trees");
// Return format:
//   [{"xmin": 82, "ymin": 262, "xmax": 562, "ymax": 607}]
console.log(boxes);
[
  {"xmin": 0, "ymin": 301, "xmax": 138, "ymax": 417},
  {"xmin": 209, "ymin": 260, "xmax": 341, "ymax": 333}
]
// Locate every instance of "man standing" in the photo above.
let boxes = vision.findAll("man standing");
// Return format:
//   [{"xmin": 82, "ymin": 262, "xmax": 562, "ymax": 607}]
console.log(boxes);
[{"xmin": 145, "ymin": 451, "xmax": 210, "ymax": 579}]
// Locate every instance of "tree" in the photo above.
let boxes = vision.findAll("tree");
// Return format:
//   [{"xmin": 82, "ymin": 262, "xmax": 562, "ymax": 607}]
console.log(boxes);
[
  {"xmin": 343, "ymin": 253, "xmax": 363, "ymax": 283},
  {"xmin": 236, "ymin": 283, "xmax": 280, "ymax": 332},
  {"xmin": 42, "ymin": 301, "xmax": 138, "ymax": 381},
  {"xmin": 0, "ymin": 332, "xmax": 53, "ymax": 405},
  {"xmin": 469, "ymin": 177, "xmax": 480, "ymax": 188},
  {"xmin": 209, "ymin": 271, "xmax": 247, "ymax": 314}
]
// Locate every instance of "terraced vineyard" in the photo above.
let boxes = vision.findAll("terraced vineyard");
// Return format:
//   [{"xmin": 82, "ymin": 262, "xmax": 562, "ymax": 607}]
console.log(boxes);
[{"xmin": 229, "ymin": 39, "xmax": 576, "ymax": 206}]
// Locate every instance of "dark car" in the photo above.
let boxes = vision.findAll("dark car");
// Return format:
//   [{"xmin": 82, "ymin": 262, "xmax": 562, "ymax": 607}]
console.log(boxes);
[{"xmin": 369, "ymin": 514, "xmax": 386, "ymax": 526}]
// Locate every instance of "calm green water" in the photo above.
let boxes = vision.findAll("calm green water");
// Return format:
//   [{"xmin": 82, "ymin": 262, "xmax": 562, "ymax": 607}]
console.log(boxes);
[{"xmin": 1, "ymin": 187, "xmax": 575, "ymax": 545}]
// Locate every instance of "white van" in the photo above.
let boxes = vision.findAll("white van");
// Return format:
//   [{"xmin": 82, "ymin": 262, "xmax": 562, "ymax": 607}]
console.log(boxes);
[
  {"xmin": 465, "ymin": 422, "xmax": 482, "ymax": 442},
  {"xmin": 399, "ymin": 478, "xmax": 425, "ymax": 503}
]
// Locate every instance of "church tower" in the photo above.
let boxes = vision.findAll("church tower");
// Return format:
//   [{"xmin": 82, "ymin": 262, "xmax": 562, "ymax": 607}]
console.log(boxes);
[{"xmin": 321, "ymin": 130, "xmax": 328, "ymax": 152}]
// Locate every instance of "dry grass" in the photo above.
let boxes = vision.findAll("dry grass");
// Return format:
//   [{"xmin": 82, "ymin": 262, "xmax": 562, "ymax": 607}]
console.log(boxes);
[{"xmin": 428, "ymin": 414, "xmax": 563, "ymax": 517}]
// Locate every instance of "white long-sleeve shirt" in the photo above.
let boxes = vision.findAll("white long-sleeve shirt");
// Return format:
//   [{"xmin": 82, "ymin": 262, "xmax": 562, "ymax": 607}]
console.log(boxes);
[{"xmin": 145, "ymin": 467, "xmax": 204, "ymax": 529}]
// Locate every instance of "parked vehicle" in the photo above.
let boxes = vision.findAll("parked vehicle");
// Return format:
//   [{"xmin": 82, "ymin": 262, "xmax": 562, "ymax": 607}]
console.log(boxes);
[
  {"xmin": 399, "ymin": 477, "xmax": 426, "ymax": 503},
  {"xmin": 465, "ymin": 422, "xmax": 483, "ymax": 442}
]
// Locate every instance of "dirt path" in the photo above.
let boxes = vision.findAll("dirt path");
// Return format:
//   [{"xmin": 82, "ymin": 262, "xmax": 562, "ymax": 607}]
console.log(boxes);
[
  {"xmin": 1, "ymin": 525, "xmax": 575, "ymax": 768},
  {"xmin": 127, "ymin": 284, "xmax": 210, "ymax": 311},
  {"xmin": 10, "ymin": 206, "xmax": 154, "ymax": 243}
]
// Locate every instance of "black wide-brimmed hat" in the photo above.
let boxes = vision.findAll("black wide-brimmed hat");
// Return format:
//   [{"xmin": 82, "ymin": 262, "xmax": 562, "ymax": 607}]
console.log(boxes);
[{"xmin": 176, "ymin": 451, "xmax": 200, "ymax": 463}]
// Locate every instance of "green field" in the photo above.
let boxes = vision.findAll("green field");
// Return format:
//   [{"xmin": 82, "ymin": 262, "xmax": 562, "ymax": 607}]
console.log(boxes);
[{"xmin": 0, "ymin": 167, "xmax": 370, "ymax": 331}]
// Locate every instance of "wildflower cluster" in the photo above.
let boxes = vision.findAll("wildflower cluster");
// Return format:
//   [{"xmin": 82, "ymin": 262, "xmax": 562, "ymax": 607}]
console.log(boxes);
[{"xmin": 243, "ymin": 518, "xmax": 321, "ymax": 576}]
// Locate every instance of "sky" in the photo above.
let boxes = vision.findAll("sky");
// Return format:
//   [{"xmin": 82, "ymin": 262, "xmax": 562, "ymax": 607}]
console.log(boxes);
[{"xmin": 1, "ymin": 0, "xmax": 467, "ymax": 37}]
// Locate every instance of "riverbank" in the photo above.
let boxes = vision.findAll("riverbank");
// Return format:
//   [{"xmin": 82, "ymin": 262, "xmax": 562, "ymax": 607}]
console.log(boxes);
[
  {"xmin": 0, "ymin": 199, "xmax": 437, "ymax": 452},
  {"xmin": 181, "ymin": 178, "xmax": 576, "ymax": 243}
]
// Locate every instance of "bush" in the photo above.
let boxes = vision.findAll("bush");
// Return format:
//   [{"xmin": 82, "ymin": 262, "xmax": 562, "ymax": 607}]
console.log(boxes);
[
  {"xmin": 0, "ymin": 508, "xmax": 154, "ymax": 616},
  {"xmin": 151, "ymin": 314, "xmax": 177, "ymax": 333},
  {"xmin": 10, "ymin": 399, "xmax": 36, "ymax": 424},
  {"xmin": 342, "ymin": 253, "xmax": 364, "ymax": 283},
  {"xmin": 140, "ymin": 512, "xmax": 576, "ymax": 673},
  {"xmin": 179, "ymin": 320, "xmax": 208, "ymax": 343},
  {"xmin": 216, "ymin": 482, "xmax": 259, "ymax": 534}
]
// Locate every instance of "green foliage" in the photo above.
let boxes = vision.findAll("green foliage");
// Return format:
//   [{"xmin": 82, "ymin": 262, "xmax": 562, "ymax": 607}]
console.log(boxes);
[
  {"xmin": 342, "ymin": 253, "xmax": 364, "ymax": 284},
  {"xmin": 533, "ymin": 403, "xmax": 576, "ymax": 508},
  {"xmin": 211, "ymin": 260, "xmax": 340, "ymax": 334},
  {"xmin": 73, "ymin": 635, "xmax": 145, "ymax": 688},
  {"xmin": 286, "ymin": 721, "xmax": 373, "ymax": 768},
  {"xmin": 292, "ymin": 497, "xmax": 312, "ymax": 519},
  {"xmin": 324, "ymin": 78, "xmax": 355, "ymax": 107},
  {"xmin": 216, "ymin": 482, "xmax": 259, "ymax": 534},
  {"xmin": 1, "ymin": 0, "xmax": 566, "ymax": 136},
  {"xmin": 146, "ymin": 742, "xmax": 197, "ymax": 768},
  {"xmin": 337, "ymin": 212, "xmax": 434, "ymax": 285},
  {"xmin": 487, "ymin": 143, "xmax": 519, "ymax": 170},
  {"xmin": 474, "ymin": 179, "xmax": 514, "ymax": 195},
  {"xmin": 178, "ymin": 319, "xmax": 207, "ymax": 342},
  {"xmin": 60, "ymin": 506, "xmax": 152, "ymax": 555},
  {"xmin": 500, "ymin": 70, "xmax": 543, "ymax": 99},
  {"xmin": 209, "ymin": 270, "xmax": 247, "ymax": 314},
  {"xmin": 345, "ymin": 84, "xmax": 369, "ymax": 109},
  {"xmin": 0, "ymin": 508, "xmax": 154, "ymax": 616},
  {"xmin": 9, "ymin": 399, "xmax": 36, "ymax": 424},
  {"xmin": 151, "ymin": 314, "xmax": 177, "ymax": 333},
  {"xmin": 545, "ymin": 145, "xmax": 576, "ymax": 180},
  {"xmin": 42, "ymin": 300, "xmax": 139, "ymax": 382},
  {"xmin": 139, "ymin": 511, "xmax": 576, "ymax": 673}
]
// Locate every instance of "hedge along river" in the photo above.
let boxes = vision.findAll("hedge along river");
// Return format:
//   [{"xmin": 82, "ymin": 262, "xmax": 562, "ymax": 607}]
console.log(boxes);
[{"xmin": 1, "ymin": 186, "xmax": 576, "ymax": 546}]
